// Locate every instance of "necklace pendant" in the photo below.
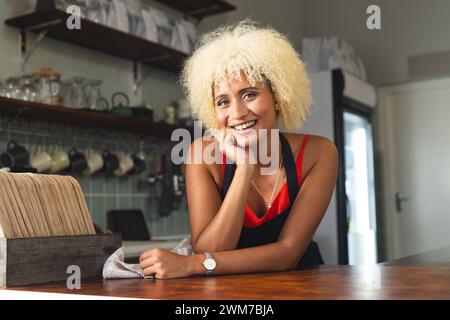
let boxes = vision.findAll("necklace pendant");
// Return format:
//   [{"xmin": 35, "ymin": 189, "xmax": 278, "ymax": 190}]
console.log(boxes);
[{"xmin": 268, "ymin": 204, "xmax": 271, "ymax": 209}]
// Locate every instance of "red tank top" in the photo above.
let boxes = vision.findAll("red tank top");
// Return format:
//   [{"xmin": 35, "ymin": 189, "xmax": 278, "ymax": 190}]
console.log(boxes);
[{"xmin": 221, "ymin": 134, "xmax": 309, "ymax": 227}]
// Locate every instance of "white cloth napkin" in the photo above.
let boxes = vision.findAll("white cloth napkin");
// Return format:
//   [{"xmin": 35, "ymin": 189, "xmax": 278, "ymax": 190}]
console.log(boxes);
[{"xmin": 102, "ymin": 237, "xmax": 192, "ymax": 279}]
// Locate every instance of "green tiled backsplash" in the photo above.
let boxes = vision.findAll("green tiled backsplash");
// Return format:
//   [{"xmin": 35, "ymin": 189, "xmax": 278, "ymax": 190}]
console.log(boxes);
[{"xmin": 0, "ymin": 116, "xmax": 191, "ymax": 238}]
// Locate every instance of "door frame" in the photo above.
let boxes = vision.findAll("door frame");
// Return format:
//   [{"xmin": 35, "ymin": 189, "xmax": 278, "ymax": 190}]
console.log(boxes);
[
  {"xmin": 332, "ymin": 69, "xmax": 380, "ymax": 264},
  {"xmin": 376, "ymin": 76, "xmax": 450, "ymax": 261}
]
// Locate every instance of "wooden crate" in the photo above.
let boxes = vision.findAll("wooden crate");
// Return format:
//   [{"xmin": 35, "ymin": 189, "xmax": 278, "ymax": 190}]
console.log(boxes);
[{"xmin": 0, "ymin": 233, "xmax": 121, "ymax": 287}]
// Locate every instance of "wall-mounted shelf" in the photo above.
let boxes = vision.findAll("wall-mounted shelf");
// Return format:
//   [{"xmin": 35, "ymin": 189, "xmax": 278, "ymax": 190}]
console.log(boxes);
[
  {"xmin": 0, "ymin": 97, "xmax": 191, "ymax": 138},
  {"xmin": 5, "ymin": 9, "xmax": 188, "ymax": 73},
  {"xmin": 155, "ymin": 0, "xmax": 236, "ymax": 20}
]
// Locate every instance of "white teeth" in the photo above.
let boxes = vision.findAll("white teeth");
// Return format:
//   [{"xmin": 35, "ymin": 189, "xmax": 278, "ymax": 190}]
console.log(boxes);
[{"xmin": 233, "ymin": 120, "xmax": 256, "ymax": 130}]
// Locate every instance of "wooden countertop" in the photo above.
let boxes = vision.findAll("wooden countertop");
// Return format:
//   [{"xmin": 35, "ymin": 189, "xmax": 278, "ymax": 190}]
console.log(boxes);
[{"xmin": 5, "ymin": 247, "xmax": 450, "ymax": 300}]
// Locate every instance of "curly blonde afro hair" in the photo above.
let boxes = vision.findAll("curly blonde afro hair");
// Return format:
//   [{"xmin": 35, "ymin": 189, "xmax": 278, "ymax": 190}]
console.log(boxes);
[{"xmin": 180, "ymin": 20, "xmax": 311, "ymax": 131}]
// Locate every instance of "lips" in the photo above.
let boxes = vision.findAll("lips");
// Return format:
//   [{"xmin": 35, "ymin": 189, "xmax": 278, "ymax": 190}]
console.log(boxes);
[{"xmin": 229, "ymin": 120, "xmax": 257, "ymax": 131}]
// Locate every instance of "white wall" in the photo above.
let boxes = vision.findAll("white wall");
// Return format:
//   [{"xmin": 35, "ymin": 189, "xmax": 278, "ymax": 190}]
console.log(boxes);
[
  {"xmin": 300, "ymin": 71, "xmax": 338, "ymax": 265},
  {"xmin": 197, "ymin": 0, "xmax": 304, "ymax": 51},
  {"xmin": 301, "ymin": 0, "xmax": 450, "ymax": 85}
]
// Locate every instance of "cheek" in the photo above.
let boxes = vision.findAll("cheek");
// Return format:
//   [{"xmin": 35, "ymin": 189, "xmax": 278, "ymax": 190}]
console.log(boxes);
[
  {"xmin": 215, "ymin": 109, "xmax": 228, "ymax": 127},
  {"xmin": 249, "ymin": 100, "xmax": 276, "ymax": 122}
]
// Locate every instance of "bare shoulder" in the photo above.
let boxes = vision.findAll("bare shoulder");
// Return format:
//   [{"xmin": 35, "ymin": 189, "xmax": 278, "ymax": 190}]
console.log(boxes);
[
  {"xmin": 187, "ymin": 135, "xmax": 219, "ymax": 161},
  {"xmin": 284, "ymin": 133, "xmax": 338, "ymax": 177},
  {"xmin": 284, "ymin": 133, "xmax": 336, "ymax": 157},
  {"xmin": 187, "ymin": 136, "xmax": 222, "ymax": 186}
]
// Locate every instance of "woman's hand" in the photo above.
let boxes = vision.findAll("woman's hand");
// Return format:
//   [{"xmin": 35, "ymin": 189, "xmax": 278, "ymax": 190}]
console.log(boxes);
[
  {"xmin": 139, "ymin": 248, "xmax": 196, "ymax": 279},
  {"xmin": 217, "ymin": 129, "xmax": 256, "ymax": 170}
]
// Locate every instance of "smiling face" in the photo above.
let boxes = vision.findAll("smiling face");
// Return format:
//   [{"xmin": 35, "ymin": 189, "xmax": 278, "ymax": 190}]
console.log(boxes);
[{"xmin": 213, "ymin": 74, "xmax": 278, "ymax": 147}]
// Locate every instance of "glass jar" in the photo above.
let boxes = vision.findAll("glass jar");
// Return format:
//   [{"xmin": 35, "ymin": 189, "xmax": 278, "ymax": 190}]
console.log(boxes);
[
  {"xmin": 4, "ymin": 77, "xmax": 22, "ymax": 99},
  {"xmin": 33, "ymin": 67, "xmax": 53, "ymax": 104},
  {"xmin": 48, "ymin": 70, "xmax": 62, "ymax": 105},
  {"xmin": 84, "ymin": 79, "xmax": 106, "ymax": 111},
  {"xmin": 19, "ymin": 75, "xmax": 39, "ymax": 102}
]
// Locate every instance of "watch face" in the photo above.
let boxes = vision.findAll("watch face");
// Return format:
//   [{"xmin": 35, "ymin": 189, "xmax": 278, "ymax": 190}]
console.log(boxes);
[{"xmin": 203, "ymin": 258, "xmax": 216, "ymax": 270}]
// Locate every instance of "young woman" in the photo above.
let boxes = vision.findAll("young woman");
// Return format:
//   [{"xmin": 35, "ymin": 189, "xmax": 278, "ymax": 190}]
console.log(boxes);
[{"xmin": 139, "ymin": 21, "xmax": 338, "ymax": 279}]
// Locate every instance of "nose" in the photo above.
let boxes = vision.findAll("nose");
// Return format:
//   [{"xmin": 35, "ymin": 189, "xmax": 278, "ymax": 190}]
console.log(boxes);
[{"xmin": 230, "ymin": 99, "xmax": 249, "ymax": 119}]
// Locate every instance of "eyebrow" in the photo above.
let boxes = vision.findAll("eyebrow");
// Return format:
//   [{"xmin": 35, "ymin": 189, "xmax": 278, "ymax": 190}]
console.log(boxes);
[{"xmin": 214, "ymin": 86, "xmax": 258, "ymax": 101}]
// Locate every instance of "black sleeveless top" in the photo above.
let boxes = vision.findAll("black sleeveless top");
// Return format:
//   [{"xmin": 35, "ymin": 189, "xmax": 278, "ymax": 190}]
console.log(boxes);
[{"xmin": 220, "ymin": 133, "xmax": 324, "ymax": 269}]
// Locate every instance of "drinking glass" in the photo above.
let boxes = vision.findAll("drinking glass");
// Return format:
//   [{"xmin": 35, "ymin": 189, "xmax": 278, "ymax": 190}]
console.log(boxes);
[
  {"xmin": 66, "ymin": 77, "xmax": 88, "ymax": 109},
  {"xmin": 84, "ymin": 79, "xmax": 106, "ymax": 111},
  {"xmin": 19, "ymin": 75, "xmax": 39, "ymax": 102}
]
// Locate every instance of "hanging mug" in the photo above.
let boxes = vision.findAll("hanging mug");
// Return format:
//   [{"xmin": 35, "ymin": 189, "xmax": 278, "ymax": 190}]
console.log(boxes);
[
  {"xmin": 100, "ymin": 149, "xmax": 119, "ymax": 175},
  {"xmin": 113, "ymin": 151, "xmax": 134, "ymax": 176},
  {"xmin": 29, "ymin": 144, "xmax": 52, "ymax": 173},
  {"xmin": 127, "ymin": 154, "xmax": 147, "ymax": 176},
  {"xmin": 0, "ymin": 141, "xmax": 29, "ymax": 168},
  {"xmin": 83, "ymin": 148, "xmax": 104, "ymax": 176},
  {"xmin": 50, "ymin": 145, "xmax": 70, "ymax": 173},
  {"xmin": 68, "ymin": 147, "xmax": 88, "ymax": 174}
]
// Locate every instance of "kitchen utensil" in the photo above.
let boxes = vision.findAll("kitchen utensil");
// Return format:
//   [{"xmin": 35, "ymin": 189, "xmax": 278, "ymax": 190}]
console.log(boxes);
[
  {"xmin": 86, "ymin": 0, "xmax": 108, "ymax": 24},
  {"xmin": 19, "ymin": 75, "xmax": 39, "ymax": 102},
  {"xmin": 68, "ymin": 147, "xmax": 88, "ymax": 174},
  {"xmin": 172, "ymin": 163, "xmax": 183, "ymax": 210},
  {"xmin": 32, "ymin": 67, "xmax": 61, "ymax": 104},
  {"xmin": 83, "ymin": 148, "xmax": 104, "ymax": 175},
  {"xmin": 113, "ymin": 151, "xmax": 134, "ymax": 176},
  {"xmin": 66, "ymin": 77, "xmax": 88, "ymax": 109},
  {"xmin": 29, "ymin": 144, "xmax": 52, "ymax": 173},
  {"xmin": 4, "ymin": 77, "xmax": 22, "ymax": 99},
  {"xmin": 125, "ymin": 0, "xmax": 145, "ymax": 38},
  {"xmin": 100, "ymin": 149, "xmax": 119, "ymax": 175},
  {"xmin": 107, "ymin": 0, "xmax": 129, "ymax": 33},
  {"xmin": 49, "ymin": 145, "xmax": 70, "ymax": 173},
  {"xmin": 1, "ymin": 141, "xmax": 29, "ymax": 168},
  {"xmin": 127, "ymin": 153, "xmax": 146, "ymax": 176},
  {"xmin": 84, "ymin": 79, "xmax": 106, "ymax": 111},
  {"xmin": 158, "ymin": 154, "xmax": 175, "ymax": 217},
  {"xmin": 110, "ymin": 92, "xmax": 132, "ymax": 118}
]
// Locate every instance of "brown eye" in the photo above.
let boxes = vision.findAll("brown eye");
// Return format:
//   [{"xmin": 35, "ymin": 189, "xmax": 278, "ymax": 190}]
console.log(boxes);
[
  {"xmin": 216, "ymin": 99, "xmax": 229, "ymax": 107},
  {"xmin": 242, "ymin": 92, "xmax": 257, "ymax": 100}
]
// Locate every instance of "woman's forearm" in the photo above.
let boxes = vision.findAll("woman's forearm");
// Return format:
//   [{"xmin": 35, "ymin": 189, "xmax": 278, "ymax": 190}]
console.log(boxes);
[
  {"xmin": 188, "ymin": 241, "xmax": 297, "ymax": 276},
  {"xmin": 193, "ymin": 165, "xmax": 254, "ymax": 253}
]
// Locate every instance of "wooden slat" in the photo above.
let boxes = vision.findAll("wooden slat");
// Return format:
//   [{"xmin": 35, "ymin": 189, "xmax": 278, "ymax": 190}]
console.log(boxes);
[
  {"xmin": 66, "ymin": 176, "xmax": 96, "ymax": 235},
  {"xmin": 14, "ymin": 174, "xmax": 43, "ymax": 237},
  {"xmin": 45, "ymin": 175, "xmax": 76, "ymax": 236},
  {"xmin": 20, "ymin": 174, "xmax": 52, "ymax": 237},
  {"xmin": 0, "ymin": 172, "xmax": 28, "ymax": 237},
  {"xmin": 27, "ymin": 174, "xmax": 59, "ymax": 236}
]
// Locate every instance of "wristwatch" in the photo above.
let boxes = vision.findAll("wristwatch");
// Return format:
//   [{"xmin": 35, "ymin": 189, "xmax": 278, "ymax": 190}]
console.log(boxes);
[{"xmin": 202, "ymin": 252, "xmax": 217, "ymax": 276}]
